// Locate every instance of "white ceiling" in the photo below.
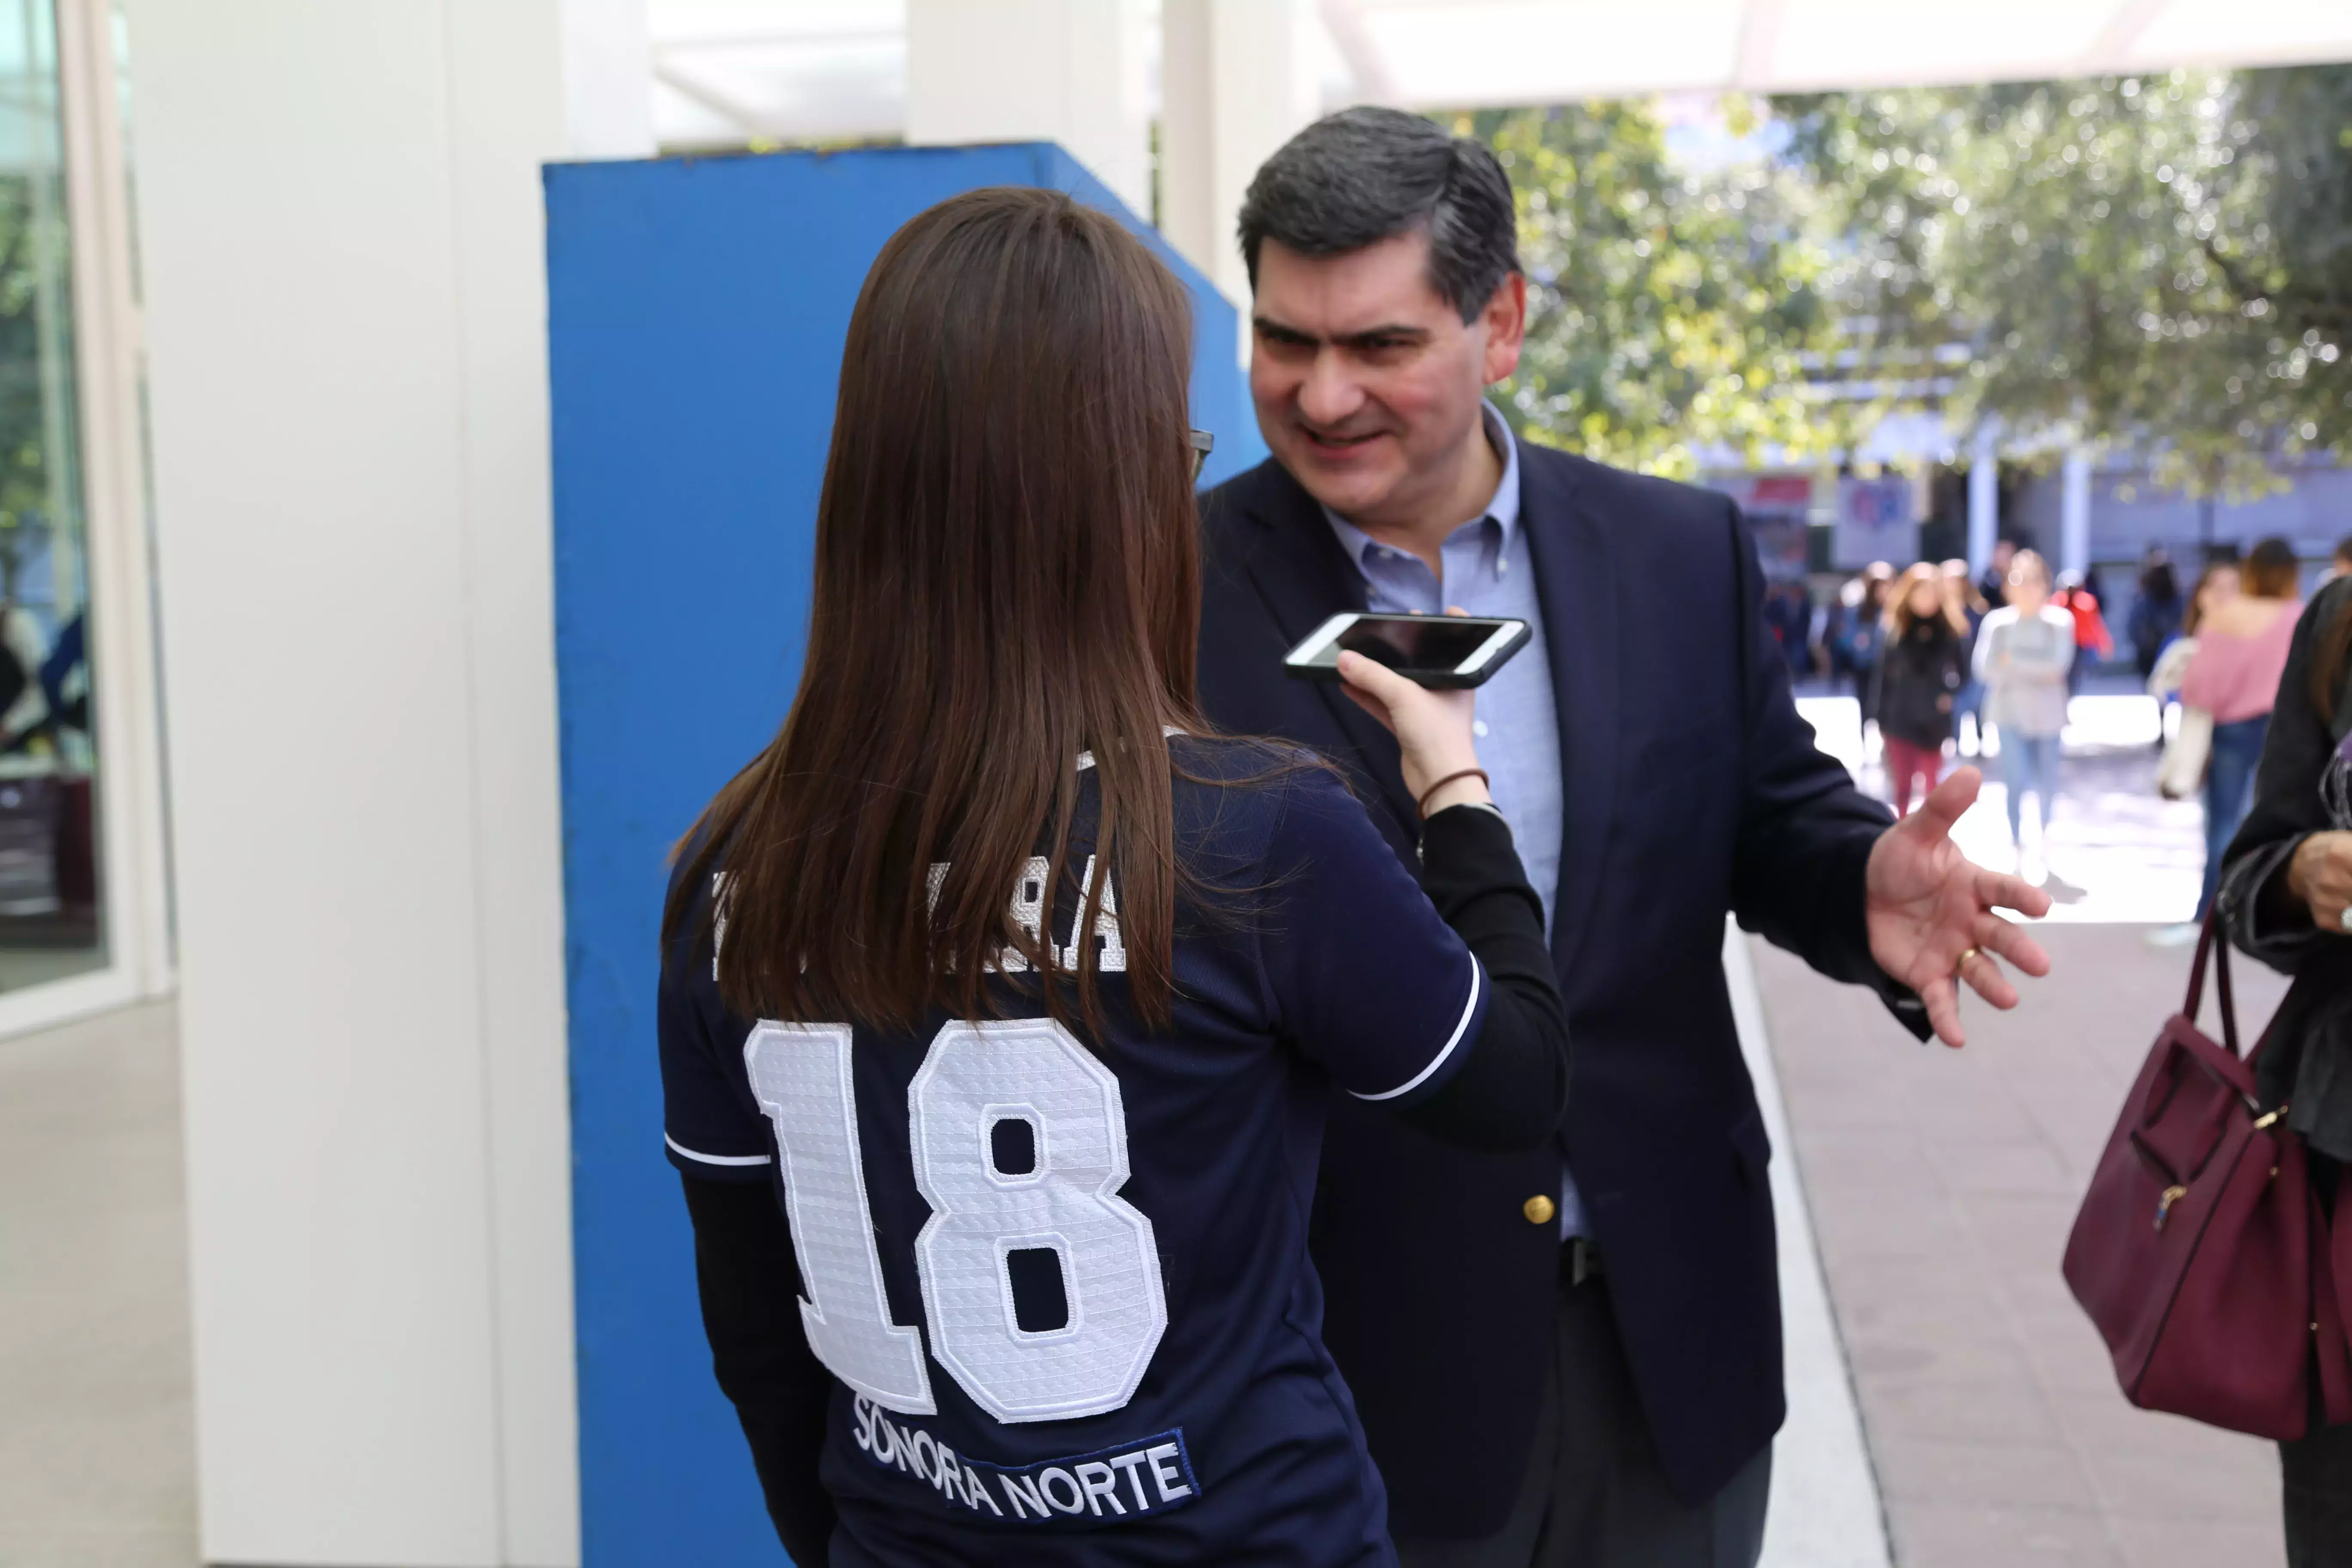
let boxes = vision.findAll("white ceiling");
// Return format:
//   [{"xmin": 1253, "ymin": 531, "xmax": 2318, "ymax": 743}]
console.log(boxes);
[{"xmin": 646, "ymin": 0, "xmax": 2352, "ymax": 149}]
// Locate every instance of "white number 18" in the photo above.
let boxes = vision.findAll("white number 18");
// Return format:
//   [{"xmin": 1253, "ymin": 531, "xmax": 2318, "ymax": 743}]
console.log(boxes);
[{"xmin": 744, "ymin": 1018, "xmax": 1167, "ymax": 1424}]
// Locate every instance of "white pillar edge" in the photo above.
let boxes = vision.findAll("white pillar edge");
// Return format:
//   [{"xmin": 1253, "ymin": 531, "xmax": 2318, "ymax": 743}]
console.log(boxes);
[
  {"xmin": 1160, "ymin": 0, "xmax": 1323, "ymax": 362},
  {"xmin": 2059, "ymin": 447, "xmax": 2093, "ymax": 580},
  {"xmin": 904, "ymin": 0, "xmax": 1153, "ymax": 217},
  {"xmin": 128, "ymin": 0, "xmax": 639, "ymax": 1559},
  {"xmin": 559, "ymin": 0, "xmax": 652, "ymax": 159},
  {"xmin": 448, "ymin": 0, "xmax": 651, "ymax": 1558},
  {"xmin": 1722, "ymin": 918, "xmax": 1895, "ymax": 1568},
  {"xmin": 0, "ymin": 0, "xmax": 180, "ymax": 1049},
  {"xmin": 1966, "ymin": 422, "xmax": 2000, "ymax": 576}
]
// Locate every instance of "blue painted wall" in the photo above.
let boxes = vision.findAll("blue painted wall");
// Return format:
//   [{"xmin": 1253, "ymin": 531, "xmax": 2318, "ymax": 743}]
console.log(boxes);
[{"xmin": 546, "ymin": 142, "xmax": 1263, "ymax": 1567}]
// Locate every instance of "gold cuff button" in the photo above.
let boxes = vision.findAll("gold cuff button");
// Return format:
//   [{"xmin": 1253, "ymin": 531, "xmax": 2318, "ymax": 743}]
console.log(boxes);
[{"xmin": 1523, "ymin": 1194, "xmax": 1556, "ymax": 1226}]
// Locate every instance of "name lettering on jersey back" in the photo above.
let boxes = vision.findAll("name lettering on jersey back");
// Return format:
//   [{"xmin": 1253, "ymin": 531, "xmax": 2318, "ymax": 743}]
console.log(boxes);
[
  {"xmin": 850, "ymin": 1395, "xmax": 1196, "ymax": 1524},
  {"xmin": 927, "ymin": 856, "xmax": 1127, "ymax": 974},
  {"xmin": 716, "ymin": 861, "xmax": 1122, "ymax": 982}
]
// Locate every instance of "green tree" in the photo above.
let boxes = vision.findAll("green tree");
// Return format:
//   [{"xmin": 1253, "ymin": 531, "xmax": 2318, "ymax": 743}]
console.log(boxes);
[
  {"xmin": 1775, "ymin": 65, "xmax": 2352, "ymax": 497},
  {"xmin": 1461, "ymin": 102, "xmax": 1847, "ymax": 479}
]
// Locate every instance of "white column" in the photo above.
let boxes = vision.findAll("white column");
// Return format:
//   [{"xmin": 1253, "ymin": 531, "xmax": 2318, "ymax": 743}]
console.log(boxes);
[
  {"xmin": 1966, "ymin": 421, "xmax": 2000, "ymax": 575},
  {"xmin": 55, "ymin": 0, "xmax": 175, "ymax": 1017},
  {"xmin": 904, "ymin": 0, "xmax": 1151, "ymax": 216},
  {"xmin": 126, "ymin": 2, "xmax": 647, "ymax": 1563},
  {"xmin": 560, "ymin": 0, "xmax": 654, "ymax": 157},
  {"xmin": 1160, "ymin": 0, "xmax": 1323, "ymax": 310},
  {"xmin": 2060, "ymin": 446, "xmax": 2092, "ymax": 579}
]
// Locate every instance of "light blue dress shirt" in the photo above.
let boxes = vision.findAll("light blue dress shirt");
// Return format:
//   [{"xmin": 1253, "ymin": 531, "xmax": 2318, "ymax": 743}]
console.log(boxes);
[{"xmin": 1321, "ymin": 405, "xmax": 1585, "ymax": 1237}]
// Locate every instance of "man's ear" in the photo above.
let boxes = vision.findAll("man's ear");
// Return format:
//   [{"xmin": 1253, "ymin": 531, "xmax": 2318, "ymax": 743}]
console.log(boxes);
[{"xmin": 1481, "ymin": 272, "xmax": 1528, "ymax": 385}]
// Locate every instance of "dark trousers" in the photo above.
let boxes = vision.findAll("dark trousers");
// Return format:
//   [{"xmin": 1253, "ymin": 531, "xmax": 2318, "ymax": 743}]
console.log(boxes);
[
  {"xmin": 1394, "ymin": 1261, "xmax": 1771, "ymax": 1568},
  {"xmin": 1883, "ymin": 737, "xmax": 1942, "ymax": 816},
  {"xmin": 2286, "ymin": 1156, "xmax": 2352, "ymax": 1566},
  {"xmin": 2286, "ymin": 1386, "xmax": 2352, "ymax": 1564},
  {"xmin": 2199, "ymin": 715, "xmax": 2269, "ymax": 920}
]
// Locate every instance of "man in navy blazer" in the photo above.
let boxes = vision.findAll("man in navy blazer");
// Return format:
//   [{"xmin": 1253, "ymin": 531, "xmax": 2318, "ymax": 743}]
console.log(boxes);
[{"xmin": 1197, "ymin": 109, "xmax": 2054, "ymax": 1568}]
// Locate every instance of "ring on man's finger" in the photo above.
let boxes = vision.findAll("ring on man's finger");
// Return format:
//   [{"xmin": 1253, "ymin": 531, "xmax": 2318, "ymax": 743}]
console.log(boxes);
[{"xmin": 1956, "ymin": 946, "xmax": 1983, "ymax": 976}]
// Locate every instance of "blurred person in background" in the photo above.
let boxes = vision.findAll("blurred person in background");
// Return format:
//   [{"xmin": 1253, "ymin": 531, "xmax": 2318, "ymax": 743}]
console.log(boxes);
[
  {"xmin": 1825, "ymin": 576, "xmax": 1862, "ymax": 689},
  {"xmin": 1977, "ymin": 537, "xmax": 2017, "ymax": 611},
  {"xmin": 38, "ymin": 610, "xmax": 86, "ymax": 742},
  {"xmin": 1762, "ymin": 580, "xmax": 1813, "ymax": 682},
  {"xmin": 1829, "ymin": 565, "xmax": 1893, "ymax": 729},
  {"xmin": 0, "ymin": 599, "xmax": 51, "ymax": 754},
  {"xmin": 2180, "ymin": 536, "xmax": 2303, "ymax": 928},
  {"xmin": 2214, "ymin": 569, "xmax": 2352, "ymax": 1565},
  {"xmin": 1974, "ymin": 549, "xmax": 2074, "ymax": 885},
  {"xmin": 1942, "ymin": 559, "xmax": 1989, "ymax": 755},
  {"xmin": 2052, "ymin": 570, "xmax": 2113, "ymax": 698},
  {"xmin": 1874, "ymin": 564, "xmax": 1969, "ymax": 815},
  {"xmin": 1854, "ymin": 562, "xmax": 1894, "ymax": 730},
  {"xmin": 2129, "ymin": 549, "xmax": 2184, "ymax": 688},
  {"xmin": 2150, "ymin": 562, "xmax": 2239, "ymax": 729},
  {"xmin": 2145, "ymin": 561, "xmax": 2242, "ymax": 945}
]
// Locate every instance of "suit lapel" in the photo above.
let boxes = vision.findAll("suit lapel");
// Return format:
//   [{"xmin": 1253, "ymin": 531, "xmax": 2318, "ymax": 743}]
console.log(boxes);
[
  {"xmin": 1234, "ymin": 467, "xmax": 1418, "ymax": 832},
  {"xmin": 1521, "ymin": 449, "xmax": 1620, "ymax": 980}
]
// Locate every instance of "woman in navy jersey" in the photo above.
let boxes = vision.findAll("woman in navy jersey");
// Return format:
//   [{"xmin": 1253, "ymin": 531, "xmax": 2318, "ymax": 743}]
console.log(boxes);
[{"xmin": 658, "ymin": 187, "xmax": 1570, "ymax": 1567}]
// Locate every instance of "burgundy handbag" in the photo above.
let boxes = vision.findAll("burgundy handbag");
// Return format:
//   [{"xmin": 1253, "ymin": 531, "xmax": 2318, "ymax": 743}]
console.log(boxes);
[{"xmin": 2062, "ymin": 913, "xmax": 2352, "ymax": 1440}]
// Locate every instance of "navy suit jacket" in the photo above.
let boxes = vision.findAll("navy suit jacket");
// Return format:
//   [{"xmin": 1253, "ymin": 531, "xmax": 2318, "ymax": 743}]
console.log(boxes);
[{"xmin": 1197, "ymin": 448, "xmax": 1927, "ymax": 1537}]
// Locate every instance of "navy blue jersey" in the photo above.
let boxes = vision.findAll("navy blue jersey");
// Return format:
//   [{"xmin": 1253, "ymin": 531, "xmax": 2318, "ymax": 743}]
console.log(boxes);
[{"xmin": 660, "ymin": 739, "xmax": 1488, "ymax": 1566}]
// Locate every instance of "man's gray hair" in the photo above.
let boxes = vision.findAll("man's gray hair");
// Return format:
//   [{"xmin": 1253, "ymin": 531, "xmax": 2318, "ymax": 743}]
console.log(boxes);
[{"xmin": 1237, "ymin": 106, "xmax": 1519, "ymax": 324}]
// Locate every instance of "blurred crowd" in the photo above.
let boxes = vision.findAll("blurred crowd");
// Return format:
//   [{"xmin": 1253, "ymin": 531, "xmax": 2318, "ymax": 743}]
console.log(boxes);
[
  {"xmin": 1761, "ymin": 546, "xmax": 2114, "ymax": 712},
  {"xmin": 1761, "ymin": 535, "xmax": 2352, "ymax": 935}
]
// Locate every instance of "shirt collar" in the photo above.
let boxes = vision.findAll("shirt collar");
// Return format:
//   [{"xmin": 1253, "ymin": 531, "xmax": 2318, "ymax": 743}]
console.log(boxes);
[{"xmin": 1321, "ymin": 401, "xmax": 1521, "ymax": 573}]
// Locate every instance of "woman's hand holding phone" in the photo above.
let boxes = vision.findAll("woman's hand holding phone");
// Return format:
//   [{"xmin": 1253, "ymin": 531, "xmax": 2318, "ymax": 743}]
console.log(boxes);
[{"xmin": 1337, "ymin": 647, "xmax": 1489, "ymax": 816}]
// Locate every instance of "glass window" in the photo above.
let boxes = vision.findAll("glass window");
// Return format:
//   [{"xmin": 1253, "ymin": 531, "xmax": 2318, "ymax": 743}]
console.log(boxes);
[{"xmin": 0, "ymin": 0, "xmax": 102, "ymax": 990}]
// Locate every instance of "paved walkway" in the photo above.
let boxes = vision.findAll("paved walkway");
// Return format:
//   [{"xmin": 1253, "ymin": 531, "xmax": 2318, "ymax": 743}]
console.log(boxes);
[
  {"xmin": 0, "ymin": 1001, "xmax": 194, "ymax": 1568},
  {"xmin": 1755, "ymin": 688, "xmax": 2291, "ymax": 1565},
  {"xmin": 1798, "ymin": 692, "xmax": 2205, "ymax": 926}
]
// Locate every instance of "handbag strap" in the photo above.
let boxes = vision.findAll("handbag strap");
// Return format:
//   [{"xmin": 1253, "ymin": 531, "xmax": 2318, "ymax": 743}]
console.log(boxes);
[{"xmin": 2184, "ymin": 907, "xmax": 2245, "ymax": 1060}]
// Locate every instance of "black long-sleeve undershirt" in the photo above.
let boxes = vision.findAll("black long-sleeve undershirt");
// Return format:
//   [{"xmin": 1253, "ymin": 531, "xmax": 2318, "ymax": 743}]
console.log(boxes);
[
  {"xmin": 1391, "ymin": 802, "xmax": 1572, "ymax": 1149},
  {"xmin": 683, "ymin": 1173, "xmax": 839, "ymax": 1566}
]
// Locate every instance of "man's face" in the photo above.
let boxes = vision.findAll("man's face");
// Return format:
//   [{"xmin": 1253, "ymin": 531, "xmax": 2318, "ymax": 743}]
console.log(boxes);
[{"xmin": 1248, "ymin": 232, "xmax": 1525, "ymax": 524}]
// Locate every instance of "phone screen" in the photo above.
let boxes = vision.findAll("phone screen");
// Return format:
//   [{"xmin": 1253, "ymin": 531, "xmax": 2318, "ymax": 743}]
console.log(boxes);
[{"xmin": 1333, "ymin": 616, "xmax": 1504, "ymax": 675}]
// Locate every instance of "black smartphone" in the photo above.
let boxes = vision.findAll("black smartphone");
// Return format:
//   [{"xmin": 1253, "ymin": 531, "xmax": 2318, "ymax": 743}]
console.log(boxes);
[{"xmin": 1282, "ymin": 612, "xmax": 1532, "ymax": 690}]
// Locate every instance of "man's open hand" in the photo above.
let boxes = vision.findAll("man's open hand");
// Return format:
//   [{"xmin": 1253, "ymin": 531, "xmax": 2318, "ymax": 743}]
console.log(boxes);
[{"xmin": 1865, "ymin": 766, "xmax": 2054, "ymax": 1047}]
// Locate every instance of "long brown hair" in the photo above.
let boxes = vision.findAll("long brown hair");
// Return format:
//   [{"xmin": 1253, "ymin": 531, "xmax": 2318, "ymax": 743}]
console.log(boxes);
[
  {"xmin": 1937, "ymin": 558, "xmax": 1986, "ymax": 619},
  {"xmin": 2181, "ymin": 561, "xmax": 2238, "ymax": 637},
  {"xmin": 2006, "ymin": 548, "xmax": 2051, "ymax": 597},
  {"xmin": 2312, "ymin": 582, "xmax": 2352, "ymax": 722},
  {"xmin": 664, "ymin": 187, "xmax": 1207, "ymax": 1032},
  {"xmin": 1883, "ymin": 561, "xmax": 1966, "ymax": 637},
  {"xmin": 2240, "ymin": 536, "xmax": 2301, "ymax": 600}
]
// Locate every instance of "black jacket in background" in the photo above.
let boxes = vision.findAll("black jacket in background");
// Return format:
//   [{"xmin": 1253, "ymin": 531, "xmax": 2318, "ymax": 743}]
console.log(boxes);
[
  {"xmin": 1197, "ymin": 449, "xmax": 1922, "ymax": 1537},
  {"xmin": 2220, "ymin": 577, "xmax": 2352, "ymax": 1162},
  {"xmin": 1873, "ymin": 620, "xmax": 1968, "ymax": 750}
]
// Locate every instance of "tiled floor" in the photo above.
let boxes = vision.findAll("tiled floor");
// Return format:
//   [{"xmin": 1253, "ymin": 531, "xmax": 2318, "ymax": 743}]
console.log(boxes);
[
  {"xmin": 0, "ymin": 1001, "xmax": 196, "ymax": 1568},
  {"xmin": 1753, "ymin": 925, "xmax": 2292, "ymax": 1567}
]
